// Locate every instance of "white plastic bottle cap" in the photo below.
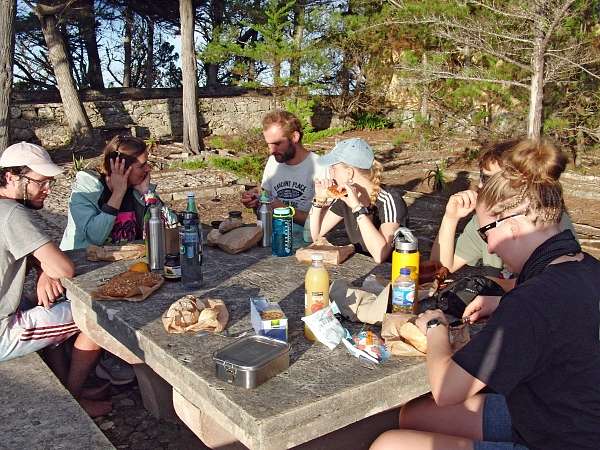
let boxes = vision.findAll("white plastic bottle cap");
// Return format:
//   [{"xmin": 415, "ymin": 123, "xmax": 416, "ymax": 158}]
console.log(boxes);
[{"xmin": 311, "ymin": 254, "xmax": 324, "ymax": 261}]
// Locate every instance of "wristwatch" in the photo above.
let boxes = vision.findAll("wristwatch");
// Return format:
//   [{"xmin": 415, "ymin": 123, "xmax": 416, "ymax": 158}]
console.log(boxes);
[
  {"xmin": 426, "ymin": 318, "xmax": 443, "ymax": 332},
  {"xmin": 352, "ymin": 206, "xmax": 369, "ymax": 219}
]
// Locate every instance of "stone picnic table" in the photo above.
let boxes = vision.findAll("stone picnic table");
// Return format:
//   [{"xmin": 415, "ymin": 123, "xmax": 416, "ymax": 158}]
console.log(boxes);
[{"xmin": 63, "ymin": 245, "xmax": 429, "ymax": 450}]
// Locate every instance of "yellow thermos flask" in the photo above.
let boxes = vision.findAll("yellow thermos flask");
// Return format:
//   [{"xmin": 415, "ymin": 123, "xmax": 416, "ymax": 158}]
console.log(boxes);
[{"xmin": 391, "ymin": 227, "xmax": 420, "ymax": 298}]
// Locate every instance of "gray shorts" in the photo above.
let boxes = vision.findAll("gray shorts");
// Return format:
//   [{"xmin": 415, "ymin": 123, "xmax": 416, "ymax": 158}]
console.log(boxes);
[
  {"xmin": 0, "ymin": 300, "xmax": 79, "ymax": 362},
  {"xmin": 473, "ymin": 394, "xmax": 529, "ymax": 450}
]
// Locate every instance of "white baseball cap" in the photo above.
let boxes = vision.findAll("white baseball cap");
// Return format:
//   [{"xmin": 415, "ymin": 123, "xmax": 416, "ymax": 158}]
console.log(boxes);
[{"xmin": 0, "ymin": 142, "xmax": 63, "ymax": 177}]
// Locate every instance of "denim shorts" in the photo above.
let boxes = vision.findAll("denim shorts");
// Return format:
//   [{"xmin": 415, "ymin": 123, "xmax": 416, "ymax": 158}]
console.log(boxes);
[{"xmin": 473, "ymin": 394, "xmax": 529, "ymax": 450}]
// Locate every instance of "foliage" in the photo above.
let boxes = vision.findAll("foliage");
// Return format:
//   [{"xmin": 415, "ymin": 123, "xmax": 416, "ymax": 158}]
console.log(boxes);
[
  {"xmin": 170, "ymin": 159, "xmax": 209, "ymax": 171},
  {"xmin": 353, "ymin": 112, "xmax": 393, "ymax": 130},
  {"xmin": 392, "ymin": 129, "xmax": 415, "ymax": 146},
  {"xmin": 208, "ymin": 155, "xmax": 266, "ymax": 182},
  {"xmin": 71, "ymin": 154, "xmax": 89, "ymax": 173},
  {"xmin": 284, "ymin": 97, "xmax": 315, "ymax": 133},
  {"xmin": 303, "ymin": 127, "xmax": 349, "ymax": 145},
  {"xmin": 424, "ymin": 161, "xmax": 447, "ymax": 192}
]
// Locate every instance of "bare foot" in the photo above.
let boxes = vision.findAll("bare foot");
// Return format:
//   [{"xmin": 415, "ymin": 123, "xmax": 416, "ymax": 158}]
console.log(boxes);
[
  {"xmin": 79, "ymin": 398, "xmax": 112, "ymax": 418},
  {"xmin": 81, "ymin": 382, "xmax": 111, "ymax": 401}
]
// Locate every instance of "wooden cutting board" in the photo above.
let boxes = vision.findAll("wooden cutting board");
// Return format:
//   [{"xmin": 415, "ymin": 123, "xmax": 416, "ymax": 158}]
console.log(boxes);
[{"xmin": 295, "ymin": 241, "xmax": 355, "ymax": 265}]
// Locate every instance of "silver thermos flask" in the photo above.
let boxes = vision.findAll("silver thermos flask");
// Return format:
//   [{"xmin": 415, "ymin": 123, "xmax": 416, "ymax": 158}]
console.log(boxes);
[
  {"xmin": 258, "ymin": 191, "xmax": 272, "ymax": 247},
  {"xmin": 148, "ymin": 205, "xmax": 166, "ymax": 272}
]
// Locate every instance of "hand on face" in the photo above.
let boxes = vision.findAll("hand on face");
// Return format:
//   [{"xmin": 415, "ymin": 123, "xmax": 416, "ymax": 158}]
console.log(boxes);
[
  {"xmin": 445, "ymin": 190, "xmax": 478, "ymax": 220},
  {"xmin": 340, "ymin": 182, "xmax": 363, "ymax": 210},
  {"xmin": 106, "ymin": 157, "xmax": 132, "ymax": 196},
  {"xmin": 132, "ymin": 171, "xmax": 151, "ymax": 195},
  {"xmin": 314, "ymin": 178, "xmax": 332, "ymax": 201}
]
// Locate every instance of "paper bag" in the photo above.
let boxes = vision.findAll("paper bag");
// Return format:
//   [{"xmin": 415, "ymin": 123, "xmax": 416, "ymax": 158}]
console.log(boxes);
[
  {"xmin": 92, "ymin": 273, "xmax": 164, "ymax": 302},
  {"xmin": 329, "ymin": 280, "xmax": 390, "ymax": 325},
  {"xmin": 86, "ymin": 244, "xmax": 146, "ymax": 262},
  {"xmin": 162, "ymin": 295, "xmax": 229, "ymax": 334},
  {"xmin": 215, "ymin": 226, "xmax": 262, "ymax": 254},
  {"xmin": 295, "ymin": 238, "xmax": 354, "ymax": 265}
]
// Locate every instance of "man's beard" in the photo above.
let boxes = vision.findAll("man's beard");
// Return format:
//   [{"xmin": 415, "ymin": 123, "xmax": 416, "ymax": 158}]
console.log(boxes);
[
  {"xmin": 274, "ymin": 143, "xmax": 296, "ymax": 163},
  {"xmin": 16, "ymin": 198, "xmax": 43, "ymax": 210}
]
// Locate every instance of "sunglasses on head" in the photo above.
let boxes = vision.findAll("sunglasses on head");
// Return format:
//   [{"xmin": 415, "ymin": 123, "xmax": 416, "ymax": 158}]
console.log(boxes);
[{"xmin": 477, "ymin": 213, "xmax": 522, "ymax": 243}]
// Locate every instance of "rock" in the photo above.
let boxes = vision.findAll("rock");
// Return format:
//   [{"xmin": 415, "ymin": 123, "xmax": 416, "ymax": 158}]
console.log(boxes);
[
  {"xmin": 118, "ymin": 398, "xmax": 135, "ymax": 407},
  {"xmin": 99, "ymin": 420, "xmax": 115, "ymax": 431},
  {"xmin": 207, "ymin": 229, "xmax": 221, "ymax": 246}
]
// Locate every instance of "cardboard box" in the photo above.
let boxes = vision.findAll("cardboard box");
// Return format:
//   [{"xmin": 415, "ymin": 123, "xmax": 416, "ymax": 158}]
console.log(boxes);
[{"xmin": 250, "ymin": 297, "xmax": 288, "ymax": 342}]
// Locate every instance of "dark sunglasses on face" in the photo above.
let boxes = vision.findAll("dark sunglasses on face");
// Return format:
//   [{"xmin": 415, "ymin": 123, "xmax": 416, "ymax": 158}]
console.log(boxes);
[
  {"xmin": 20, "ymin": 175, "xmax": 56, "ymax": 190},
  {"xmin": 477, "ymin": 213, "xmax": 522, "ymax": 243}
]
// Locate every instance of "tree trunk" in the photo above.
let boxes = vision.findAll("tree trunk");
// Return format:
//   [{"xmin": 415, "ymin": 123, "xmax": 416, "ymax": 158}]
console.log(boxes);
[
  {"xmin": 145, "ymin": 18, "xmax": 154, "ymax": 88},
  {"xmin": 123, "ymin": 6, "xmax": 132, "ymax": 87},
  {"xmin": 0, "ymin": 0, "xmax": 16, "ymax": 151},
  {"xmin": 36, "ymin": 6, "xmax": 93, "ymax": 143},
  {"xmin": 79, "ymin": 0, "xmax": 104, "ymax": 89},
  {"xmin": 179, "ymin": 0, "xmax": 201, "ymax": 154},
  {"xmin": 290, "ymin": 1, "xmax": 305, "ymax": 86},
  {"xmin": 527, "ymin": 32, "xmax": 545, "ymax": 142},
  {"xmin": 205, "ymin": 0, "xmax": 223, "ymax": 87},
  {"xmin": 419, "ymin": 54, "xmax": 429, "ymax": 121}
]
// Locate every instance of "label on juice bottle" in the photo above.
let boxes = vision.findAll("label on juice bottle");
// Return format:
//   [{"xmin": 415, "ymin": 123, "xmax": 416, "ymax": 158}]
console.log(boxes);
[
  {"xmin": 305, "ymin": 292, "xmax": 326, "ymax": 314},
  {"xmin": 392, "ymin": 282, "xmax": 415, "ymax": 313}
]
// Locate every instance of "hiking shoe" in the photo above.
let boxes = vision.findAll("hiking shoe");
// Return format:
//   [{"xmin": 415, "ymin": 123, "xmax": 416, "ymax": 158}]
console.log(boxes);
[{"xmin": 95, "ymin": 353, "xmax": 136, "ymax": 385}]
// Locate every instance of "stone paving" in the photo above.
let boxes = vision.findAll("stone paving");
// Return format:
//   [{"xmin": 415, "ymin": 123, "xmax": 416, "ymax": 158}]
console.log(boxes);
[{"xmin": 25, "ymin": 133, "xmax": 600, "ymax": 449}]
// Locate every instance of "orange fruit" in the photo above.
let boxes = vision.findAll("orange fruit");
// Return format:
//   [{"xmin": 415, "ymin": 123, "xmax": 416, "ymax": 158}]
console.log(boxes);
[{"xmin": 129, "ymin": 262, "xmax": 150, "ymax": 273}]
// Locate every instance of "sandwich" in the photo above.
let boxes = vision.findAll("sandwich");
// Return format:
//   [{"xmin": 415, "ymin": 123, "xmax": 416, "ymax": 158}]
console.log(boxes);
[{"xmin": 327, "ymin": 185, "xmax": 348, "ymax": 199}]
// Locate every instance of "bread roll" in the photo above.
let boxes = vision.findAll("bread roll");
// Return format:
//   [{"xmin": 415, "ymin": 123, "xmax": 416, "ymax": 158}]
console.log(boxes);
[{"xmin": 399, "ymin": 321, "xmax": 428, "ymax": 353}]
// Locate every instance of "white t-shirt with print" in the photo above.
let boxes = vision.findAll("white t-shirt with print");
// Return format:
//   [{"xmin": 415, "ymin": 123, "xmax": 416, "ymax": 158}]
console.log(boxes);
[{"xmin": 261, "ymin": 152, "xmax": 326, "ymax": 212}]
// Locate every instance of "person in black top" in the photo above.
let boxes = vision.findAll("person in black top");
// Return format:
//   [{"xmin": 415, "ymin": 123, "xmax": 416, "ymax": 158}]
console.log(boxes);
[
  {"xmin": 371, "ymin": 140, "xmax": 600, "ymax": 450},
  {"xmin": 309, "ymin": 138, "xmax": 408, "ymax": 263}
]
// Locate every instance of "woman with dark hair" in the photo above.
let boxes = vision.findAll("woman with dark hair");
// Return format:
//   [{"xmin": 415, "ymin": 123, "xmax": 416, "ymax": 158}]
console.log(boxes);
[
  {"xmin": 60, "ymin": 135, "xmax": 158, "ymax": 386},
  {"xmin": 371, "ymin": 140, "xmax": 600, "ymax": 450},
  {"xmin": 60, "ymin": 135, "xmax": 157, "ymax": 250}
]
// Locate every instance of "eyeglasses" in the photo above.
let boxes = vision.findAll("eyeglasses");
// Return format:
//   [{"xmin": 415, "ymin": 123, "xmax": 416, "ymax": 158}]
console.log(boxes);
[
  {"xmin": 20, "ymin": 175, "xmax": 56, "ymax": 190},
  {"xmin": 477, "ymin": 213, "xmax": 522, "ymax": 243}
]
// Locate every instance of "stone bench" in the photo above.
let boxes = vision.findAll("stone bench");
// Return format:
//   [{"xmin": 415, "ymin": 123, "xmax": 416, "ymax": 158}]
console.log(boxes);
[{"xmin": 0, "ymin": 352, "xmax": 115, "ymax": 449}]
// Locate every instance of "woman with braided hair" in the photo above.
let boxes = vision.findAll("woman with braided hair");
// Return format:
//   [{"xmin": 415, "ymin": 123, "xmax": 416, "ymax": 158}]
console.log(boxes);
[
  {"xmin": 310, "ymin": 138, "xmax": 408, "ymax": 263},
  {"xmin": 371, "ymin": 139, "xmax": 600, "ymax": 450}
]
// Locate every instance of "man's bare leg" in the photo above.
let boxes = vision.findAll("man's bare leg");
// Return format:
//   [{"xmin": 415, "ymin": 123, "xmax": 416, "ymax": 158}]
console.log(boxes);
[{"xmin": 67, "ymin": 333, "xmax": 112, "ymax": 417}]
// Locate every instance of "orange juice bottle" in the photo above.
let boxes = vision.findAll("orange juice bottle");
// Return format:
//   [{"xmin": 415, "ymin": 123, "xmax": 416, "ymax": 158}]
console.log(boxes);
[{"xmin": 304, "ymin": 254, "xmax": 330, "ymax": 341}]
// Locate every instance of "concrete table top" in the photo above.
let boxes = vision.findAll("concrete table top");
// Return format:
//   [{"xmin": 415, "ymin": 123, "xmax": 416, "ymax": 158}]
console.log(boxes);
[{"xmin": 63, "ymin": 246, "xmax": 429, "ymax": 450}]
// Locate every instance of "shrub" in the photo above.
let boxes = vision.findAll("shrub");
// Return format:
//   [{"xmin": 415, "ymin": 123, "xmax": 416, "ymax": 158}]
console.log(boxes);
[{"xmin": 354, "ymin": 112, "xmax": 393, "ymax": 130}]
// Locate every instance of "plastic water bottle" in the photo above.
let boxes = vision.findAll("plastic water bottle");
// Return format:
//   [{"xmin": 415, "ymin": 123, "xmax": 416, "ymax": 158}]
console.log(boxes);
[
  {"xmin": 392, "ymin": 267, "xmax": 415, "ymax": 314},
  {"xmin": 147, "ymin": 205, "xmax": 165, "ymax": 272},
  {"xmin": 272, "ymin": 206, "xmax": 295, "ymax": 257},
  {"xmin": 179, "ymin": 211, "xmax": 203, "ymax": 288},
  {"xmin": 257, "ymin": 191, "xmax": 272, "ymax": 247}
]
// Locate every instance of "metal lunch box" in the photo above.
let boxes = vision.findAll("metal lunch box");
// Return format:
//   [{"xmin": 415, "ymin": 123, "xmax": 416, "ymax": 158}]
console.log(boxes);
[{"xmin": 213, "ymin": 335, "xmax": 290, "ymax": 389}]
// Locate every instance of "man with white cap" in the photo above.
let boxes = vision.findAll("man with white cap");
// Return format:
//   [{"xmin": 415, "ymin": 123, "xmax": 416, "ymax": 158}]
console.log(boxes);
[{"xmin": 0, "ymin": 142, "xmax": 111, "ymax": 417}]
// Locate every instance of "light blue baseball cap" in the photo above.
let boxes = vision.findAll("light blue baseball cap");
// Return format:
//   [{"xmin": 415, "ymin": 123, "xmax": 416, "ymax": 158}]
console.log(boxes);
[{"xmin": 318, "ymin": 138, "xmax": 374, "ymax": 169}]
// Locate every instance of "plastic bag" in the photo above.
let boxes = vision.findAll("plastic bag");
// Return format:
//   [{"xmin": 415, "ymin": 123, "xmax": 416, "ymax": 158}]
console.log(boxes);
[
  {"xmin": 342, "ymin": 329, "xmax": 390, "ymax": 364},
  {"xmin": 301, "ymin": 302, "xmax": 345, "ymax": 350}
]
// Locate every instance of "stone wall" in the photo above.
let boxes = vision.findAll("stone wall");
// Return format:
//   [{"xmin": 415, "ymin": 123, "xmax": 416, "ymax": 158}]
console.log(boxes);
[{"xmin": 9, "ymin": 89, "xmax": 342, "ymax": 148}]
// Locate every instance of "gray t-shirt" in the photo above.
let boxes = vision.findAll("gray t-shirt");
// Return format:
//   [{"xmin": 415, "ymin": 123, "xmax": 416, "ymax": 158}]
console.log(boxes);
[
  {"xmin": 0, "ymin": 199, "xmax": 50, "ymax": 334},
  {"xmin": 261, "ymin": 152, "xmax": 326, "ymax": 212}
]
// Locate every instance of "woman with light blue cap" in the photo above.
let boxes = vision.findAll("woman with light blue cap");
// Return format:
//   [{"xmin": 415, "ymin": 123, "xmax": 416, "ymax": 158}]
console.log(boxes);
[{"xmin": 310, "ymin": 138, "xmax": 408, "ymax": 263}]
